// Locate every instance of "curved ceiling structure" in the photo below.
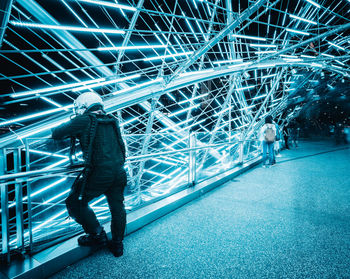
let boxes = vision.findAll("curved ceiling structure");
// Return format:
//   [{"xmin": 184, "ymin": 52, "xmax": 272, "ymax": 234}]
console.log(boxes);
[{"xmin": 1, "ymin": 0, "xmax": 350, "ymax": 255}]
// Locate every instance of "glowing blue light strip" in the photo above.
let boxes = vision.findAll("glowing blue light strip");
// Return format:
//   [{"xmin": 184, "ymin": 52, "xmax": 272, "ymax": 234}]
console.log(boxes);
[
  {"xmin": 97, "ymin": 45, "xmax": 167, "ymax": 51},
  {"xmin": 300, "ymin": 54, "xmax": 316, "ymax": 59},
  {"xmin": 43, "ymin": 189, "xmax": 70, "ymax": 205},
  {"xmin": 29, "ymin": 149, "xmax": 68, "ymax": 159},
  {"xmin": 72, "ymin": 74, "xmax": 141, "ymax": 92},
  {"xmin": 77, "ymin": 0, "xmax": 136, "ymax": 11},
  {"xmin": 261, "ymin": 74, "xmax": 277, "ymax": 79},
  {"xmin": 286, "ymin": 28, "xmax": 310, "ymax": 36},
  {"xmin": 178, "ymin": 93, "xmax": 209, "ymax": 105},
  {"xmin": 8, "ymin": 178, "xmax": 67, "ymax": 209},
  {"xmin": 179, "ymin": 69, "xmax": 214, "ymax": 77},
  {"xmin": 10, "ymin": 21, "xmax": 125, "ymax": 34},
  {"xmin": 11, "ymin": 78, "xmax": 105, "ymax": 98},
  {"xmin": 213, "ymin": 59, "xmax": 243, "ymax": 64},
  {"xmin": 143, "ymin": 51, "xmax": 193, "ymax": 61},
  {"xmin": 328, "ymin": 41, "xmax": 345, "ymax": 51},
  {"xmin": 321, "ymin": 53, "xmax": 335, "ymax": 58},
  {"xmin": 168, "ymin": 104, "xmax": 200, "ymax": 117},
  {"xmin": 112, "ymin": 78, "xmax": 163, "ymax": 95},
  {"xmin": 0, "ymin": 105, "xmax": 73, "ymax": 127},
  {"xmin": 121, "ymin": 116, "xmax": 139, "ymax": 127},
  {"xmin": 335, "ymin": 60, "xmax": 345, "ymax": 66},
  {"xmin": 289, "ymin": 14, "xmax": 317, "ymax": 25},
  {"xmin": 236, "ymin": 85, "xmax": 255, "ymax": 91},
  {"xmin": 252, "ymin": 94, "xmax": 267, "ymax": 100},
  {"xmin": 250, "ymin": 43, "xmax": 277, "ymax": 48},
  {"xmin": 228, "ymin": 62, "xmax": 253, "ymax": 68},
  {"xmin": 232, "ymin": 34, "xmax": 267, "ymax": 41},
  {"xmin": 144, "ymin": 169, "xmax": 171, "ymax": 179},
  {"xmin": 255, "ymin": 50, "xmax": 277, "ymax": 54},
  {"xmin": 305, "ymin": 0, "xmax": 321, "ymax": 8}
]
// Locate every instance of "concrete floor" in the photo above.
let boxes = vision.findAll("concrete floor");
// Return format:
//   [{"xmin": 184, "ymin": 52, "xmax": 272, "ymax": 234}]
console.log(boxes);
[{"xmin": 51, "ymin": 141, "xmax": 350, "ymax": 279}]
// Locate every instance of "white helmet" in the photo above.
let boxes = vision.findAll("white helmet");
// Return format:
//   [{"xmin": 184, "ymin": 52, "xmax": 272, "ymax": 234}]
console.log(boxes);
[{"xmin": 73, "ymin": 92, "xmax": 104, "ymax": 115}]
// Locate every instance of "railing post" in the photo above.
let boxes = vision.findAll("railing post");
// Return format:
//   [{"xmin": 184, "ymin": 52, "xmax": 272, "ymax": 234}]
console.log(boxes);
[
  {"xmin": 0, "ymin": 148, "xmax": 10, "ymax": 263},
  {"xmin": 188, "ymin": 132, "xmax": 197, "ymax": 187},
  {"xmin": 1, "ymin": 183, "xmax": 10, "ymax": 263},
  {"xmin": 25, "ymin": 139, "xmax": 33, "ymax": 253},
  {"xmin": 14, "ymin": 148, "xmax": 24, "ymax": 254},
  {"xmin": 238, "ymin": 132, "xmax": 244, "ymax": 164}
]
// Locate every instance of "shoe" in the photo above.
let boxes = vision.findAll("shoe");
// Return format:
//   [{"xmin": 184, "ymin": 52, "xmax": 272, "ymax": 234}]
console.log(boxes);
[
  {"xmin": 108, "ymin": 240, "xmax": 123, "ymax": 257},
  {"xmin": 78, "ymin": 229, "xmax": 108, "ymax": 246}
]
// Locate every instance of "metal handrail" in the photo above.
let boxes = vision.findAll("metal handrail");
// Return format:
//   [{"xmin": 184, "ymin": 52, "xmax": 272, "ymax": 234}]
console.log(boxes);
[
  {"xmin": 0, "ymin": 135, "xmax": 262, "ymax": 263},
  {"xmin": 0, "ymin": 138, "xmax": 260, "ymax": 183}
]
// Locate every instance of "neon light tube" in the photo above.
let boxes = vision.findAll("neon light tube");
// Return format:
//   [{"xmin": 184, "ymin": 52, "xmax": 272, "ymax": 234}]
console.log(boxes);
[
  {"xmin": 335, "ymin": 60, "xmax": 345, "ymax": 66},
  {"xmin": 179, "ymin": 69, "xmax": 214, "ymax": 77},
  {"xmin": 143, "ymin": 51, "xmax": 193, "ymax": 61},
  {"xmin": 305, "ymin": 0, "xmax": 321, "ymax": 8},
  {"xmin": 283, "ymin": 58, "xmax": 303, "ymax": 62},
  {"xmin": 250, "ymin": 43, "xmax": 277, "ymax": 48},
  {"xmin": 144, "ymin": 169, "xmax": 171, "ymax": 179},
  {"xmin": 10, "ymin": 21, "xmax": 125, "ymax": 34},
  {"xmin": 236, "ymin": 85, "xmax": 255, "ymax": 91},
  {"xmin": 311, "ymin": 63, "xmax": 323, "ymax": 67},
  {"xmin": 40, "ymin": 96, "xmax": 64, "ymax": 108},
  {"xmin": 228, "ymin": 62, "xmax": 253, "ymax": 68},
  {"xmin": 72, "ymin": 74, "xmax": 141, "ymax": 92},
  {"xmin": 232, "ymin": 34, "xmax": 267, "ymax": 41},
  {"xmin": 29, "ymin": 149, "xmax": 68, "ymax": 159},
  {"xmin": 321, "ymin": 53, "xmax": 335, "ymax": 58},
  {"xmin": 0, "ymin": 105, "xmax": 73, "ymax": 127},
  {"xmin": 168, "ymin": 104, "xmax": 200, "ymax": 117},
  {"xmin": 261, "ymin": 74, "xmax": 277, "ymax": 79},
  {"xmin": 77, "ymin": 0, "xmax": 136, "ymax": 11},
  {"xmin": 11, "ymin": 78, "xmax": 105, "ymax": 98},
  {"xmin": 257, "ymin": 63, "xmax": 277, "ymax": 68},
  {"xmin": 112, "ymin": 78, "xmax": 163, "ymax": 95},
  {"xmin": 255, "ymin": 50, "xmax": 277, "ymax": 54},
  {"xmin": 300, "ymin": 54, "xmax": 316, "ymax": 59},
  {"xmin": 178, "ymin": 93, "xmax": 209, "ymax": 105},
  {"xmin": 239, "ymin": 104, "xmax": 256, "ymax": 111},
  {"xmin": 328, "ymin": 42, "xmax": 345, "ymax": 51},
  {"xmin": 252, "ymin": 94, "xmax": 267, "ymax": 100},
  {"xmin": 280, "ymin": 54, "xmax": 298, "ymax": 58},
  {"xmin": 213, "ymin": 59, "xmax": 243, "ymax": 64},
  {"xmin": 98, "ymin": 45, "xmax": 167, "ymax": 51},
  {"xmin": 289, "ymin": 14, "xmax": 317, "ymax": 25},
  {"xmin": 121, "ymin": 116, "xmax": 139, "ymax": 127},
  {"xmin": 286, "ymin": 28, "xmax": 310, "ymax": 36}
]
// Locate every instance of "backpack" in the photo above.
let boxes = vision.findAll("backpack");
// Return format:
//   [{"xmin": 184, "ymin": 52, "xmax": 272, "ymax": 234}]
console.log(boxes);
[{"xmin": 265, "ymin": 125, "xmax": 276, "ymax": 143}]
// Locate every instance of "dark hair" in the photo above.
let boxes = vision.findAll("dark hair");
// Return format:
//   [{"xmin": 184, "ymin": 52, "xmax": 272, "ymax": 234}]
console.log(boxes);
[{"xmin": 265, "ymin": 115, "xmax": 273, "ymax": 124}]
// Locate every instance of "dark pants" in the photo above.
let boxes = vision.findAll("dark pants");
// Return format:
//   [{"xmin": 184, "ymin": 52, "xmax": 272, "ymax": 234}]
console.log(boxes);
[
  {"xmin": 66, "ymin": 167, "xmax": 127, "ymax": 241},
  {"xmin": 262, "ymin": 140, "xmax": 274, "ymax": 165},
  {"xmin": 284, "ymin": 135, "xmax": 290, "ymax": 149}
]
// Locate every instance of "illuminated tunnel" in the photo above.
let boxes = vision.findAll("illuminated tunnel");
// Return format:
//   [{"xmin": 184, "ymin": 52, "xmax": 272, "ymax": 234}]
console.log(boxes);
[{"xmin": 0, "ymin": 0, "xmax": 350, "ymax": 278}]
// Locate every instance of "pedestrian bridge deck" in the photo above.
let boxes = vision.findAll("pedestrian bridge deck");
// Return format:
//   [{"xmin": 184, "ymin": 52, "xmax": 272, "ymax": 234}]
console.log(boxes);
[{"xmin": 51, "ymin": 141, "xmax": 350, "ymax": 279}]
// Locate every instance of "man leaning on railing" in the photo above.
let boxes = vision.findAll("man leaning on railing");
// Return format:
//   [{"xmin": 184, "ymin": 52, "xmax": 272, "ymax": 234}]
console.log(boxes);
[{"xmin": 51, "ymin": 91, "xmax": 127, "ymax": 257}]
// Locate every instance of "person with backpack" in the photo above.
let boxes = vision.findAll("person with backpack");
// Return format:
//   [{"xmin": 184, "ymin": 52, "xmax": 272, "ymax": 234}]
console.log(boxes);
[
  {"xmin": 260, "ymin": 115, "xmax": 276, "ymax": 167},
  {"xmin": 51, "ymin": 92, "xmax": 127, "ymax": 257},
  {"xmin": 272, "ymin": 121, "xmax": 282, "ymax": 164}
]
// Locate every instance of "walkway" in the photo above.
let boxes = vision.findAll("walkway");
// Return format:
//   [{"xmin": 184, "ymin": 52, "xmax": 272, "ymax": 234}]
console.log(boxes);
[{"xmin": 52, "ymin": 141, "xmax": 350, "ymax": 279}]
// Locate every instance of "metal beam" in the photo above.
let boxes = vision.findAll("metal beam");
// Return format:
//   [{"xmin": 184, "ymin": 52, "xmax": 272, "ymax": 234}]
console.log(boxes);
[
  {"xmin": 0, "ymin": 0, "xmax": 14, "ymax": 48},
  {"xmin": 167, "ymin": 0, "xmax": 268, "ymax": 84}
]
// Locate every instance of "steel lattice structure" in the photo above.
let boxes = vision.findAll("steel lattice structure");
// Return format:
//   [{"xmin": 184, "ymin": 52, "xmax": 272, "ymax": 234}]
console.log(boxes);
[{"xmin": 0, "ymin": 0, "xmax": 350, "ymax": 255}]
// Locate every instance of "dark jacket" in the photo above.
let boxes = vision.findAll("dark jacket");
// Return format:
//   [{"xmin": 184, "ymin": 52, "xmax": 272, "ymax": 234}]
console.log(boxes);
[{"xmin": 52, "ymin": 106, "xmax": 126, "ymax": 169}]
